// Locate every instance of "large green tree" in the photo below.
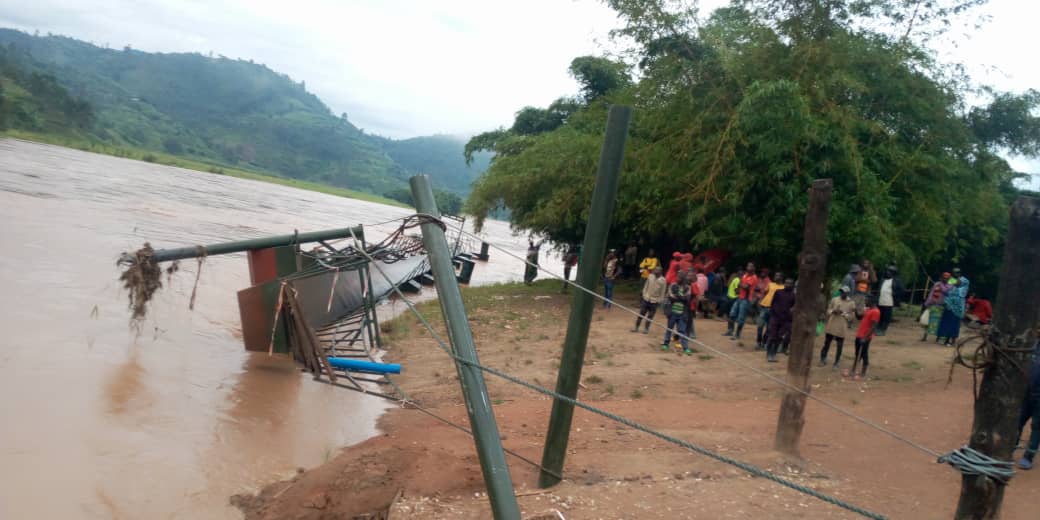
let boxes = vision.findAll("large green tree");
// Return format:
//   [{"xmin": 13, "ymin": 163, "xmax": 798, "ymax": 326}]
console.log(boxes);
[{"xmin": 465, "ymin": 0, "xmax": 1039, "ymax": 293}]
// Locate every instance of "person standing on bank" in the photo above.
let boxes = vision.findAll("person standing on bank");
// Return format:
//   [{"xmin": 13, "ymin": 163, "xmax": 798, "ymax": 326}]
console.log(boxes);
[
  {"xmin": 639, "ymin": 249, "xmax": 659, "ymax": 279},
  {"xmin": 665, "ymin": 252, "xmax": 682, "ymax": 285},
  {"xmin": 560, "ymin": 244, "xmax": 580, "ymax": 293},
  {"xmin": 755, "ymin": 270, "xmax": 783, "ymax": 351},
  {"xmin": 661, "ymin": 272, "xmax": 693, "ymax": 355},
  {"xmin": 724, "ymin": 268, "xmax": 743, "ymax": 317},
  {"xmin": 876, "ymin": 265, "xmax": 904, "ymax": 336},
  {"xmin": 633, "ymin": 266, "xmax": 667, "ymax": 334},
  {"xmin": 682, "ymin": 268, "xmax": 702, "ymax": 340},
  {"xmin": 841, "ymin": 264, "xmax": 861, "ymax": 294},
  {"xmin": 921, "ymin": 272, "xmax": 951, "ymax": 342},
  {"xmin": 820, "ymin": 286, "xmax": 856, "ymax": 369},
  {"xmin": 708, "ymin": 266, "xmax": 729, "ymax": 318},
  {"xmin": 937, "ymin": 268, "xmax": 969, "ymax": 346},
  {"xmin": 847, "ymin": 297, "xmax": 881, "ymax": 380},
  {"xmin": 765, "ymin": 277, "xmax": 796, "ymax": 363},
  {"xmin": 724, "ymin": 262, "xmax": 758, "ymax": 341},
  {"xmin": 602, "ymin": 250, "xmax": 621, "ymax": 309},
  {"xmin": 1015, "ymin": 341, "xmax": 1040, "ymax": 470},
  {"xmin": 857, "ymin": 259, "xmax": 877, "ymax": 294},
  {"xmin": 524, "ymin": 239, "xmax": 545, "ymax": 285}
]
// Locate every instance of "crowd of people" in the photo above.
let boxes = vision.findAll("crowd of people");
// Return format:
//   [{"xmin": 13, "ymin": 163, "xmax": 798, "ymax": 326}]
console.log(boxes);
[
  {"xmin": 600, "ymin": 249, "xmax": 994, "ymax": 380},
  {"xmin": 534, "ymin": 241, "xmax": 1037, "ymax": 470}
]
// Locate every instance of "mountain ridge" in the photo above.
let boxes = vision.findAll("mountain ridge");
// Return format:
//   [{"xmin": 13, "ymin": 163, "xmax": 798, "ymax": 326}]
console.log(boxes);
[{"xmin": 0, "ymin": 28, "xmax": 488, "ymax": 198}]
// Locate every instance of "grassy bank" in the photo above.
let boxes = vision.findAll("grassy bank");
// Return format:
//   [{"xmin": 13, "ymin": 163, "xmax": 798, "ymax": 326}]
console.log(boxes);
[
  {"xmin": 378, "ymin": 278, "xmax": 641, "ymax": 354},
  {"xmin": 2, "ymin": 130, "xmax": 411, "ymax": 208}
]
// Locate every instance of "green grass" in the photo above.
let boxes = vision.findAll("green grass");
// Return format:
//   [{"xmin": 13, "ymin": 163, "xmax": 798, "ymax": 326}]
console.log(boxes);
[
  {"xmin": 630, "ymin": 388, "xmax": 644, "ymax": 399},
  {"xmin": 586, "ymin": 375, "xmax": 604, "ymax": 384},
  {"xmin": 2, "ymin": 130, "xmax": 410, "ymax": 208},
  {"xmin": 380, "ymin": 318, "xmax": 413, "ymax": 343},
  {"xmin": 902, "ymin": 360, "xmax": 924, "ymax": 370}
]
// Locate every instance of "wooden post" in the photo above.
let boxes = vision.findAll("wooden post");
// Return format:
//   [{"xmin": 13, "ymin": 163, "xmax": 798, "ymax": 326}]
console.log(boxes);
[
  {"xmin": 954, "ymin": 196, "xmax": 1040, "ymax": 519},
  {"xmin": 775, "ymin": 178, "xmax": 833, "ymax": 456}
]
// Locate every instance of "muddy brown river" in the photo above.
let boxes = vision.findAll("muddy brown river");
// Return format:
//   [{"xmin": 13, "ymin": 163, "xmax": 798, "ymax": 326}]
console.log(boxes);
[{"xmin": 0, "ymin": 139, "xmax": 563, "ymax": 519}]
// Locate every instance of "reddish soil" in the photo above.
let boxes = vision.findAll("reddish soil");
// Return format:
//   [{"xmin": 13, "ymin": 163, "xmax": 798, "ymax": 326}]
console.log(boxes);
[{"xmin": 234, "ymin": 281, "xmax": 1037, "ymax": 519}]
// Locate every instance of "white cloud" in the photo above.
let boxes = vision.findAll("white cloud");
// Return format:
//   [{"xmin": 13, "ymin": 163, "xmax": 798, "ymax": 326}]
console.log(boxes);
[
  {"xmin": 0, "ymin": 0, "xmax": 1036, "ymax": 189},
  {"xmin": 0, "ymin": 0, "xmax": 620, "ymax": 137}
]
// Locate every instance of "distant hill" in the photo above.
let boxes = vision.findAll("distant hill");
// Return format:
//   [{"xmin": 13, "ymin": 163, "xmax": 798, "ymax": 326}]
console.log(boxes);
[
  {"xmin": 0, "ymin": 29, "xmax": 487, "ymax": 197},
  {"xmin": 375, "ymin": 134, "xmax": 492, "ymax": 194}
]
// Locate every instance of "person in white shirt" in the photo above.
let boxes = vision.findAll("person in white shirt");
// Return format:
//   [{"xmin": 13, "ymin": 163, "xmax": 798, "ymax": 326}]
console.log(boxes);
[
  {"xmin": 876, "ymin": 266, "xmax": 904, "ymax": 336},
  {"xmin": 632, "ymin": 266, "xmax": 667, "ymax": 333}
]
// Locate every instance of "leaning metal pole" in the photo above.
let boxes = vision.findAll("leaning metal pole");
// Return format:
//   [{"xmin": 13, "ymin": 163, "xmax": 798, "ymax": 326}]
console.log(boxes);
[
  {"xmin": 539, "ymin": 105, "xmax": 632, "ymax": 487},
  {"xmin": 144, "ymin": 226, "xmax": 366, "ymax": 263},
  {"xmin": 409, "ymin": 174, "xmax": 521, "ymax": 520}
]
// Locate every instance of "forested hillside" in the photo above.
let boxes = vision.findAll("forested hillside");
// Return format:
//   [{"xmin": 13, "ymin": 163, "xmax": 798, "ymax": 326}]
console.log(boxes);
[
  {"xmin": 376, "ymin": 134, "xmax": 492, "ymax": 194},
  {"xmin": 0, "ymin": 29, "xmax": 485, "ymax": 198},
  {"xmin": 0, "ymin": 44, "xmax": 94, "ymax": 135}
]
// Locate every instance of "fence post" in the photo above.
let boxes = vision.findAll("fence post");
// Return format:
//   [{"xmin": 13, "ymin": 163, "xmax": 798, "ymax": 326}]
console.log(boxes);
[
  {"xmin": 409, "ymin": 175, "xmax": 521, "ymax": 520},
  {"xmin": 775, "ymin": 178, "xmax": 833, "ymax": 456},
  {"xmin": 954, "ymin": 196, "xmax": 1040, "ymax": 519},
  {"xmin": 539, "ymin": 105, "xmax": 631, "ymax": 487}
]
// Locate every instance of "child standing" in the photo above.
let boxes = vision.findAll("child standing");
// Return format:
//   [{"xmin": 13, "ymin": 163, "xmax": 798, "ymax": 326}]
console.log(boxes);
[
  {"xmin": 847, "ymin": 297, "xmax": 881, "ymax": 380},
  {"xmin": 661, "ymin": 273, "xmax": 692, "ymax": 355}
]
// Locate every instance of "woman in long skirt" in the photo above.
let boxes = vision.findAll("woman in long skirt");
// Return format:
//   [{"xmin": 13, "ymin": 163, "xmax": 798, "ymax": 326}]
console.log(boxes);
[
  {"xmin": 922, "ymin": 272, "xmax": 950, "ymax": 342},
  {"xmin": 937, "ymin": 273, "xmax": 969, "ymax": 346}
]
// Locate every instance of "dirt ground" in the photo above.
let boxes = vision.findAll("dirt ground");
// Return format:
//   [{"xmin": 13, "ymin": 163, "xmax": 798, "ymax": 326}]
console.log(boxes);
[{"xmin": 234, "ymin": 280, "xmax": 1037, "ymax": 519}]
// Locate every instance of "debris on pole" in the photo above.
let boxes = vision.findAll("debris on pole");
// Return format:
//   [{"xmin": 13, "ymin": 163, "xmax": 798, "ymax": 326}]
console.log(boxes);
[
  {"xmin": 539, "ymin": 105, "xmax": 632, "ymax": 488},
  {"xmin": 775, "ymin": 178, "xmax": 833, "ymax": 457},
  {"xmin": 953, "ymin": 196, "xmax": 1040, "ymax": 519},
  {"xmin": 409, "ymin": 174, "xmax": 522, "ymax": 520}
]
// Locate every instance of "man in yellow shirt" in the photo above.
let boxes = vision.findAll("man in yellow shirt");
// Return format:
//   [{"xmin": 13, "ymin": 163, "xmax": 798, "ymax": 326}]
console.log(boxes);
[
  {"xmin": 755, "ymin": 271, "xmax": 784, "ymax": 351},
  {"xmin": 639, "ymin": 249, "xmax": 659, "ymax": 279}
]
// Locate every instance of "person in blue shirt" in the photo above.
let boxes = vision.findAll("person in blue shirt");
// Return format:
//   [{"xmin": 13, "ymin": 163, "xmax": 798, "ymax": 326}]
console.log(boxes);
[{"xmin": 1017, "ymin": 341, "xmax": 1040, "ymax": 469}]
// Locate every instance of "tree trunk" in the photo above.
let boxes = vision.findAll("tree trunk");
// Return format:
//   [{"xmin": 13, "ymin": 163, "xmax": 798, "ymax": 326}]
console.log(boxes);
[
  {"xmin": 775, "ymin": 179, "xmax": 832, "ymax": 457},
  {"xmin": 954, "ymin": 196, "xmax": 1040, "ymax": 519}
]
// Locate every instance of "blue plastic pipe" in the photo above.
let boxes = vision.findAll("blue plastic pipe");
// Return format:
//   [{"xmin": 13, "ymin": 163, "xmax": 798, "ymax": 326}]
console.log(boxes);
[{"xmin": 326, "ymin": 357, "xmax": 401, "ymax": 374}]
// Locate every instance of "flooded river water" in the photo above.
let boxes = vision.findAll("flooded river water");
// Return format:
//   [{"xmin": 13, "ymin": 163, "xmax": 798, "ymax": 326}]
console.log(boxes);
[{"xmin": 0, "ymin": 139, "xmax": 563, "ymax": 519}]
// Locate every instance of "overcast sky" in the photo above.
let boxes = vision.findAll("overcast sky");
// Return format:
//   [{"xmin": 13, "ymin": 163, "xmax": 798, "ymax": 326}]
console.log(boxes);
[{"xmin": 0, "ymin": 0, "xmax": 1036, "ymax": 179}]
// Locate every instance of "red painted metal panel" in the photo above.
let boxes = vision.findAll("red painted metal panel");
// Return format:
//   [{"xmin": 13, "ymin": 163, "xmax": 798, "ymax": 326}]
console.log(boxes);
[{"xmin": 247, "ymin": 248, "xmax": 279, "ymax": 286}]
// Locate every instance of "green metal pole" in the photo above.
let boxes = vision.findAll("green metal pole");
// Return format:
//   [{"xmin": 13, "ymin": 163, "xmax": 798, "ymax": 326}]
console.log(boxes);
[
  {"xmin": 145, "ymin": 226, "xmax": 365, "ymax": 263},
  {"xmin": 409, "ymin": 175, "xmax": 521, "ymax": 520},
  {"xmin": 539, "ymin": 105, "xmax": 631, "ymax": 487}
]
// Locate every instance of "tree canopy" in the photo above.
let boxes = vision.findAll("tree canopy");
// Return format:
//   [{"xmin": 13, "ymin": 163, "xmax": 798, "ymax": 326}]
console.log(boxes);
[{"xmin": 465, "ymin": 0, "xmax": 1040, "ymax": 294}]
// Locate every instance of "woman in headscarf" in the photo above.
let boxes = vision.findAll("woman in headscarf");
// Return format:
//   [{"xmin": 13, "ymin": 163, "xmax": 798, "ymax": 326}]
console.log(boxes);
[
  {"xmin": 921, "ymin": 272, "xmax": 951, "ymax": 342},
  {"xmin": 937, "ymin": 268, "xmax": 970, "ymax": 346}
]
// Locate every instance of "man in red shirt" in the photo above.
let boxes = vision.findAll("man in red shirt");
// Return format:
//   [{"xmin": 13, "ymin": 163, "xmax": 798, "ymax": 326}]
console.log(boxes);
[
  {"xmin": 665, "ymin": 252, "xmax": 682, "ymax": 285},
  {"xmin": 847, "ymin": 297, "xmax": 881, "ymax": 380},
  {"xmin": 723, "ymin": 261, "xmax": 759, "ymax": 341},
  {"xmin": 966, "ymin": 294, "xmax": 992, "ymax": 325}
]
